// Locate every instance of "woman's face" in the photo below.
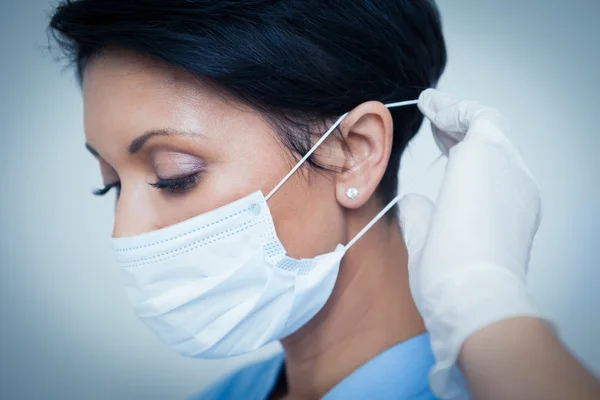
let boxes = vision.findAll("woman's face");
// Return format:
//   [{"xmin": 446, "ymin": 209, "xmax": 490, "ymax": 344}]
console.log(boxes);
[{"xmin": 83, "ymin": 48, "xmax": 348, "ymax": 258}]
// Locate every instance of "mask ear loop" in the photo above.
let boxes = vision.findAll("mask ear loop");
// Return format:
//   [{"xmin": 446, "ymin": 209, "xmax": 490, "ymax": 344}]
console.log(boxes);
[
  {"xmin": 265, "ymin": 100, "xmax": 420, "ymax": 201},
  {"xmin": 344, "ymin": 155, "xmax": 443, "ymax": 250}
]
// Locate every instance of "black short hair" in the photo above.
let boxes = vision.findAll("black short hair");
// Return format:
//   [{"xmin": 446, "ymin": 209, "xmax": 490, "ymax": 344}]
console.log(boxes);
[{"xmin": 49, "ymin": 0, "xmax": 446, "ymax": 206}]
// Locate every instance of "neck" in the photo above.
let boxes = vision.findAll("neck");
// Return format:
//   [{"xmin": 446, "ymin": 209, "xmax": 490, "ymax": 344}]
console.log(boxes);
[{"xmin": 279, "ymin": 205, "xmax": 426, "ymax": 399}]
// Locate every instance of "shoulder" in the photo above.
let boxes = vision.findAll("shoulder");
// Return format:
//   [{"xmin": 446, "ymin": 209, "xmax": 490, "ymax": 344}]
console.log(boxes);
[{"xmin": 191, "ymin": 353, "xmax": 284, "ymax": 400}]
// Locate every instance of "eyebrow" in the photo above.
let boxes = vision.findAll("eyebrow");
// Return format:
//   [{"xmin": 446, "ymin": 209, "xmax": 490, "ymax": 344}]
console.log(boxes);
[
  {"xmin": 128, "ymin": 130, "xmax": 171, "ymax": 154},
  {"xmin": 84, "ymin": 128, "xmax": 202, "ymax": 158}
]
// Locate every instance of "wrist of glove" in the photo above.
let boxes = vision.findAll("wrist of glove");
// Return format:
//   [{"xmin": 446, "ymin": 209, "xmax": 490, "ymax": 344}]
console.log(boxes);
[{"xmin": 399, "ymin": 89, "xmax": 545, "ymax": 399}]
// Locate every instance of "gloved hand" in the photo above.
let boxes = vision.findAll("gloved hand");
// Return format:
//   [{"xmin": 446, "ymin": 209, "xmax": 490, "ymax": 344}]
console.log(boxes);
[{"xmin": 398, "ymin": 89, "xmax": 544, "ymax": 399}]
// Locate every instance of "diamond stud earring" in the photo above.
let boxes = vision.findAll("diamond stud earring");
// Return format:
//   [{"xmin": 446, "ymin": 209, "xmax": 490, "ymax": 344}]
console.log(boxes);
[{"xmin": 345, "ymin": 187, "xmax": 359, "ymax": 200}]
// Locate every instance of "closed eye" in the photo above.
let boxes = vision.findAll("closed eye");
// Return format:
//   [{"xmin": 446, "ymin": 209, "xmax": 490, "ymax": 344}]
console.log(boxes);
[{"xmin": 149, "ymin": 173, "xmax": 200, "ymax": 194}]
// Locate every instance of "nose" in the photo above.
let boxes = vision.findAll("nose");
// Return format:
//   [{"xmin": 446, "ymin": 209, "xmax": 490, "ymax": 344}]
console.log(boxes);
[{"xmin": 112, "ymin": 184, "xmax": 157, "ymax": 238}]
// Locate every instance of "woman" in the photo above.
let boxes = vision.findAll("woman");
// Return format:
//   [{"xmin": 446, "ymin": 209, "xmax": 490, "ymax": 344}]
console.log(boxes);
[{"xmin": 48, "ymin": 1, "xmax": 599, "ymax": 399}]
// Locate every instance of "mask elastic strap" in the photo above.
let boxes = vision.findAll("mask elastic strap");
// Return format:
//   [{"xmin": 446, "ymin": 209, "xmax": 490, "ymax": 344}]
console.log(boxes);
[
  {"xmin": 344, "ymin": 155, "xmax": 443, "ymax": 251},
  {"xmin": 265, "ymin": 100, "xmax": 419, "ymax": 201}
]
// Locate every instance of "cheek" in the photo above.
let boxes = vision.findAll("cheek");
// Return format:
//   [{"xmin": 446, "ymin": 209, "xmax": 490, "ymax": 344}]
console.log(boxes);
[
  {"xmin": 206, "ymin": 140, "xmax": 345, "ymax": 259},
  {"xmin": 207, "ymin": 131, "xmax": 347, "ymax": 258},
  {"xmin": 268, "ymin": 170, "xmax": 346, "ymax": 259}
]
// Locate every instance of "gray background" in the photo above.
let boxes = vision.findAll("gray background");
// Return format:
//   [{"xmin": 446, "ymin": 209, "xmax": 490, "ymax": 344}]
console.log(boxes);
[{"xmin": 1, "ymin": 0, "xmax": 598, "ymax": 399}]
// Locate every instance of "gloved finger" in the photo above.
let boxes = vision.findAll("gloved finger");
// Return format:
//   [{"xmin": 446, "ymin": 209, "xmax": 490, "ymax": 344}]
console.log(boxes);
[
  {"xmin": 418, "ymin": 89, "xmax": 461, "ymax": 123},
  {"xmin": 431, "ymin": 124, "xmax": 457, "ymax": 158},
  {"xmin": 397, "ymin": 194, "xmax": 434, "ymax": 272},
  {"xmin": 419, "ymin": 89, "xmax": 510, "ymax": 155}
]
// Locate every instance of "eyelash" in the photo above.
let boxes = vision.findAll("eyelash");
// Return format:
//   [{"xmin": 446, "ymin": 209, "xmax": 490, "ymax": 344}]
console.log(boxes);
[
  {"xmin": 149, "ymin": 173, "xmax": 200, "ymax": 194},
  {"xmin": 93, "ymin": 173, "xmax": 200, "ymax": 197},
  {"xmin": 93, "ymin": 182, "xmax": 121, "ymax": 197}
]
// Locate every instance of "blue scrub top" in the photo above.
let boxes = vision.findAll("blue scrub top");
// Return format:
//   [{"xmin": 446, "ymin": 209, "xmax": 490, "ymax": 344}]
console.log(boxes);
[{"xmin": 193, "ymin": 333, "xmax": 438, "ymax": 400}]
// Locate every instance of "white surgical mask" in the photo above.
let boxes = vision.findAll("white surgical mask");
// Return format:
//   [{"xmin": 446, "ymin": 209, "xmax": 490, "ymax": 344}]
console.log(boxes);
[{"xmin": 112, "ymin": 100, "xmax": 419, "ymax": 359}]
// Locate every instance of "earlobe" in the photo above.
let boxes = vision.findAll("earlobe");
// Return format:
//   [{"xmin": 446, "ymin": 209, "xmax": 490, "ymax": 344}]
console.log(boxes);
[{"xmin": 334, "ymin": 101, "xmax": 394, "ymax": 209}]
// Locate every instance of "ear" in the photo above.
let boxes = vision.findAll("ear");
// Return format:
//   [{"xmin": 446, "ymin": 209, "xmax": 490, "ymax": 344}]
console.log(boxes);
[{"xmin": 334, "ymin": 101, "xmax": 394, "ymax": 209}]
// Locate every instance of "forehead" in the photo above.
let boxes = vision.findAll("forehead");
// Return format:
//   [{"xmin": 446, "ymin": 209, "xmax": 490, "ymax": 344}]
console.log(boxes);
[
  {"xmin": 83, "ymin": 47, "xmax": 210, "ymax": 138},
  {"xmin": 83, "ymin": 47, "xmax": 201, "ymax": 98},
  {"xmin": 81, "ymin": 47, "xmax": 265, "ymax": 160}
]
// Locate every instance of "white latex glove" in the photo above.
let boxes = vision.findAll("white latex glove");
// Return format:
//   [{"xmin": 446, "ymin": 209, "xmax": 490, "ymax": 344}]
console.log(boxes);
[{"xmin": 398, "ymin": 89, "xmax": 543, "ymax": 399}]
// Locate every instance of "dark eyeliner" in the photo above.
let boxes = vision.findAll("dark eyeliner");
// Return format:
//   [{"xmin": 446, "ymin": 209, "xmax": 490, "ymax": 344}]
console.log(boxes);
[{"xmin": 93, "ymin": 182, "xmax": 121, "ymax": 196}]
